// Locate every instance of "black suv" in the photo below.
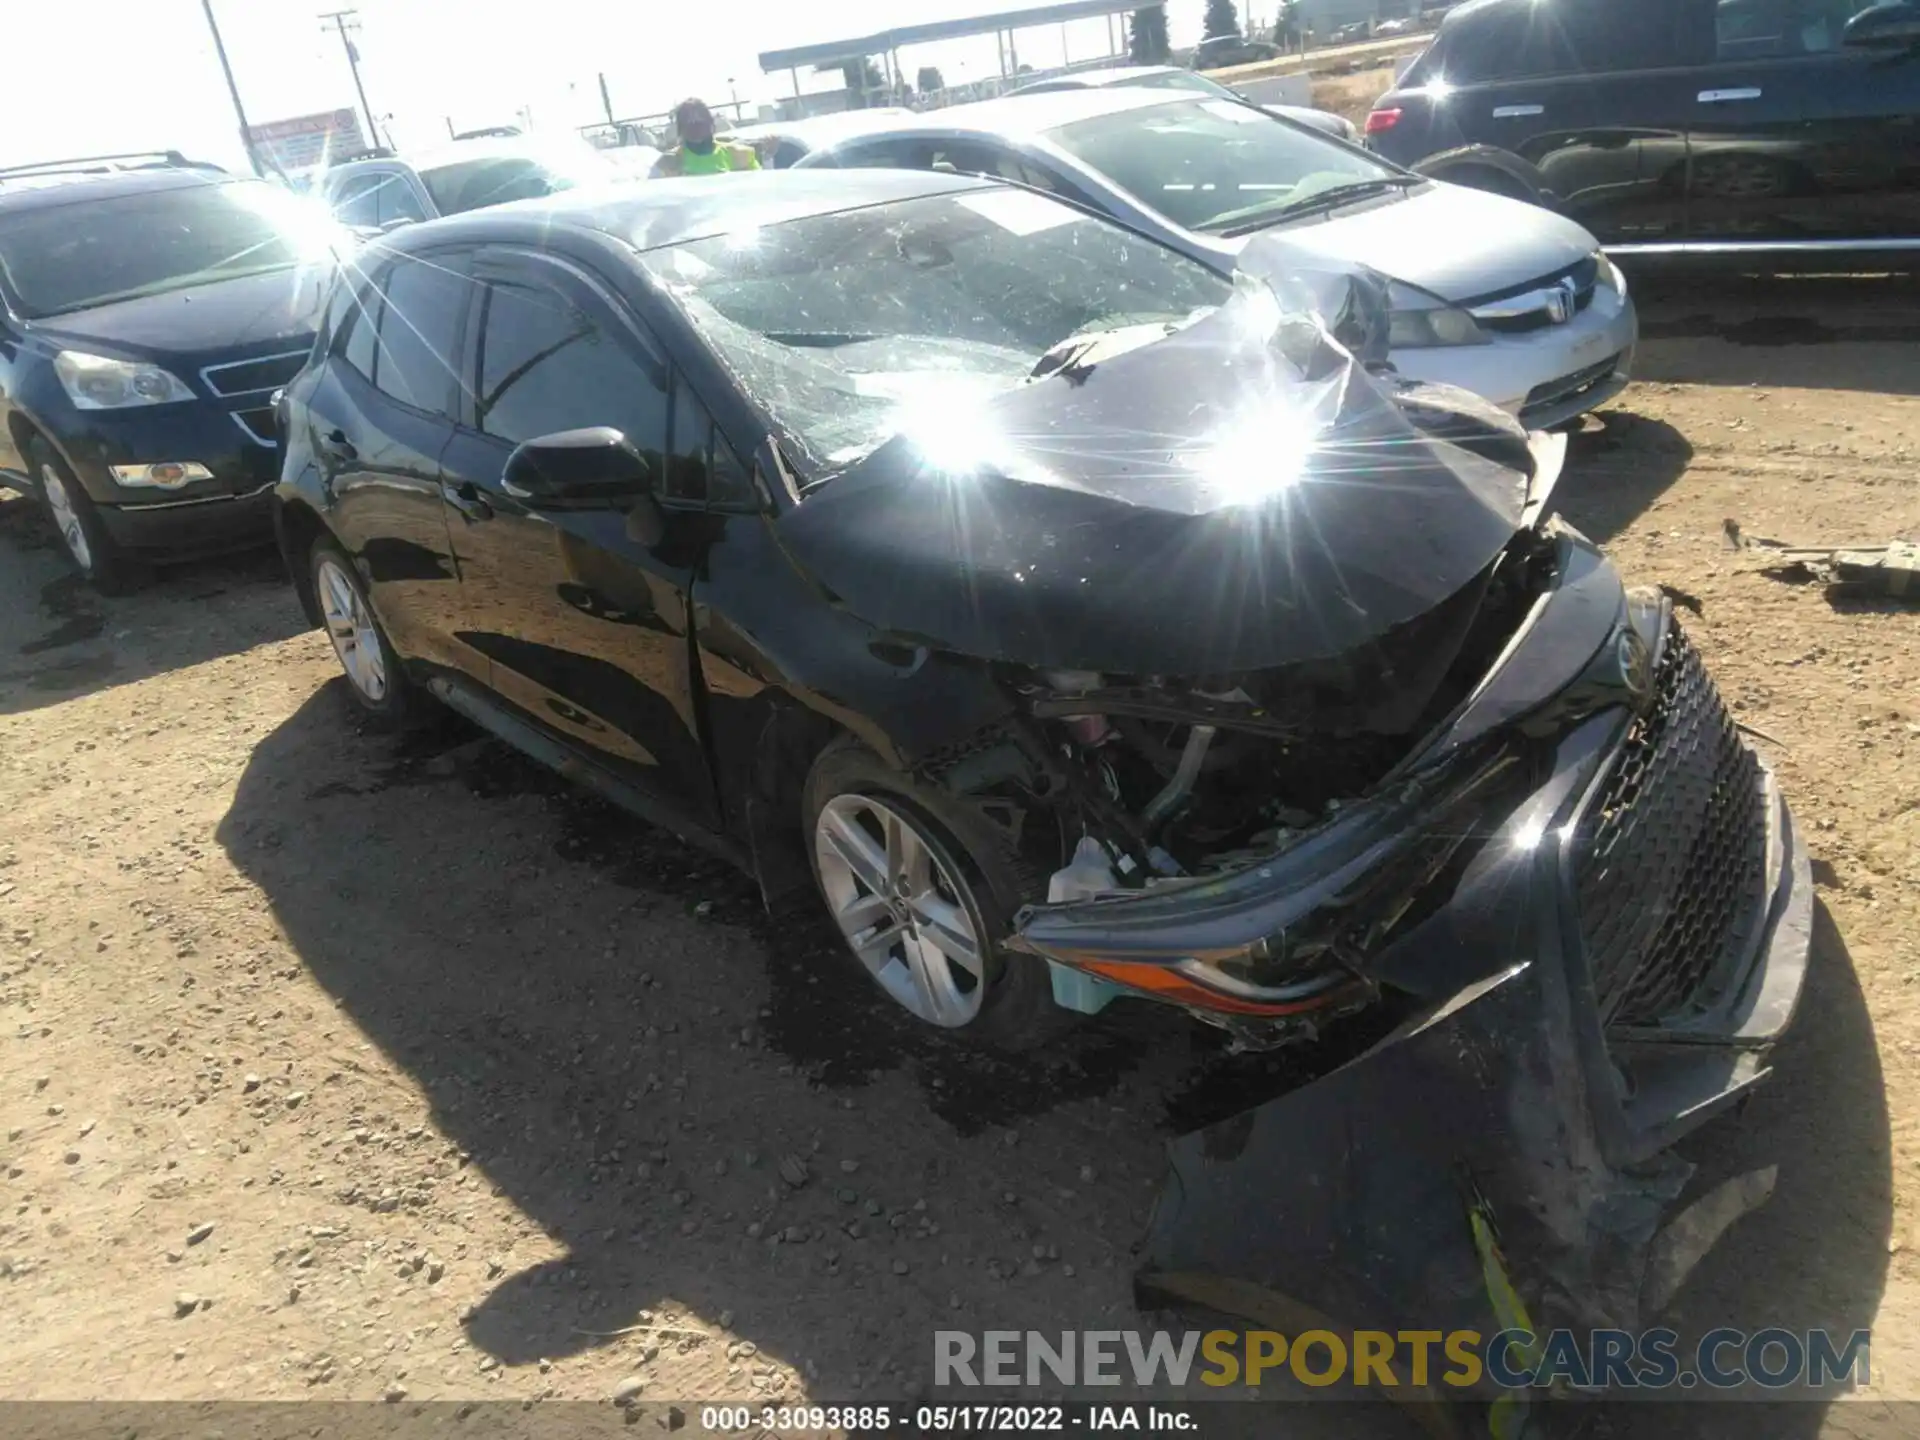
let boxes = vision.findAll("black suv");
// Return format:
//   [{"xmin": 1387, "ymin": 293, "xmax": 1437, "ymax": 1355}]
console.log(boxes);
[
  {"xmin": 0, "ymin": 153, "xmax": 337, "ymax": 589},
  {"xmin": 1367, "ymin": 0, "xmax": 1920, "ymax": 263}
]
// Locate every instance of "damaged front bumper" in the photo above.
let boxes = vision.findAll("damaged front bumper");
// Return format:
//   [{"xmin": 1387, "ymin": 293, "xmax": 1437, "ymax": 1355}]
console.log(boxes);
[{"xmin": 1012, "ymin": 545, "xmax": 1814, "ymax": 1408}]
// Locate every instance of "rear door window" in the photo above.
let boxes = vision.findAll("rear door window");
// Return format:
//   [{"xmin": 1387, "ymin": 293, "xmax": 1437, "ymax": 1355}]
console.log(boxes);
[
  {"xmin": 1714, "ymin": 0, "xmax": 1880, "ymax": 57},
  {"xmin": 370, "ymin": 255, "xmax": 472, "ymax": 415},
  {"xmin": 1441, "ymin": 0, "xmax": 1690, "ymax": 80}
]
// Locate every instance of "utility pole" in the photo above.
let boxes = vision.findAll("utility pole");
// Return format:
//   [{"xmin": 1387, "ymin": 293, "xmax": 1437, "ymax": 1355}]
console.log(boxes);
[
  {"xmin": 319, "ymin": 9, "xmax": 378, "ymax": 149},
  {"xmin": 200, "ymin": 0, "xmax": 262, "ymax": 175}
]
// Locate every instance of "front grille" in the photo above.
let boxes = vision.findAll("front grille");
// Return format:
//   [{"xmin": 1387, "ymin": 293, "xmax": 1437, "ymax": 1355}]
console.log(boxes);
[
  {"xmin": 1574, "ymin": 626, "xmax": 1768, "ymax": 1026},
  {"xmin": 231, "ymin": 407, "xmax": 276, "ymax": 448},
  {"xmin": 1469, "ymin": 256, "xmax": 1599, "ymax": 334},
  {"xmin": 1522, "ymin": 353, "xmax": 1621, "ymax": 420},
  {"xmin": 201, "ymin": 350, "xmax": 306, "ymax": 398}
]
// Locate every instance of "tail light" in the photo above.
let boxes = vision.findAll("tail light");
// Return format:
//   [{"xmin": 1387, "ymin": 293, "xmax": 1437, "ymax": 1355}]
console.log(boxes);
[{"xmin": 1365, "ymin": 108, "xmax": 1404, "ymax": 135}]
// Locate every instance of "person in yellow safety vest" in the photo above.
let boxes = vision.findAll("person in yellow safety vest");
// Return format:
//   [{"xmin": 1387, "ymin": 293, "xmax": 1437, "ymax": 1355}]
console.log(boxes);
[{"xmin": 653, "ymin": 98, "xmax": 761, "ymax": 177}]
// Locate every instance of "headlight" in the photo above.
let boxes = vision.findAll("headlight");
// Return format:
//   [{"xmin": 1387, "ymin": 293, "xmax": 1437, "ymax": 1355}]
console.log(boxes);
[
  {"xmin": 1385, "ymin": 283, "xmax": 1488, "ymax": 349},
  {"xmin": 1592, "ymin": 249, "xmax": 1627, "ymax": 297},
  {"xmin": 54, "ymin": 351, "xmax": 196, "ymax": 410}
]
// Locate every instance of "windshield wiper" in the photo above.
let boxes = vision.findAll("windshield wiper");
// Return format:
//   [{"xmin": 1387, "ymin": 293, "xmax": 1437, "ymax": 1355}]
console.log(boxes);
[
  {"xmin": 762, "ymin": 331, "xmax": 885, "ymax": 348},
  {"xmin": 1211, "ymin": 176, "xmax": 1421, "ymax": 237}
]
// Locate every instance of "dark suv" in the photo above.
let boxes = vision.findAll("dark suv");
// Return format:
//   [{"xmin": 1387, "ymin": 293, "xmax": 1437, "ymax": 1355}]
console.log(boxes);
[
  {"xmin": 1367, "ymin": 0, "xmax": 1920, "ymax": 263},
  {"xmin": 0, "ymin": 153, "xmax": 338, "ymax": 588}
]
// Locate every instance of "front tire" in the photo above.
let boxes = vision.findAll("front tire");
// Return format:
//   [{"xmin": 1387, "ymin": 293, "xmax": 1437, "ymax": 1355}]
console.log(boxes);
[
  {"xmin": 309, "ymin": 536, "xmax": 418, "ymax": 725},
  {"xmin": 802, "ymin": 739, "xmax": 1072, "ymax": 1051},
  {"xmin": 27, "ymin": 439, "xmax": 137, "ymax": 592}
]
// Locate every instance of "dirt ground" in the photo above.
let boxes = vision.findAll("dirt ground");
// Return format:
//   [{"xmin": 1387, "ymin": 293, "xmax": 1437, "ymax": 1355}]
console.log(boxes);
[{"xmin": 1, "ymin": 273, "xmax": 1918, "ymax": 1437}]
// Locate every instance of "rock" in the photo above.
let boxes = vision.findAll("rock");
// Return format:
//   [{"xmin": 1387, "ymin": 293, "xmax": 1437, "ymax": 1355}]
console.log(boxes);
[
  {"xmin": 285, "ymin": 1092, "xmax": 306, "ymax": 1109},
  {"xmin": 63, "ymin": 1150, "xmax": 80, "ymax": 1165},
  {"xmin": 33, "ymin": 1077, "xmax": 48, "ymax": 1092},
  {"xmin": 892, "ymin": 1259, "xmax": 910, "ymax": 1276},
  {"xmin": 384, "ymin": 1385, "xmax": 408, "ymax": 1403},
  {"xmin": 719, "ymin": 1309, "xmax": 735, "ymax": 1328},
  {"xmin": 693, "ymin": 901, "xmax": 714, "ymax": 919},
  {"xmin": 78, "ymin": 1119, "xmax": 97, "ymax": 1138},
  {"xmin": 174, "ymin": 1292, "xmax": 201, "ymax": 1318},
  {"xmin": 612, "ymin": 1375, "xmax": 647, "ymax": 1407},
  {"xmin": 837, "ymin": 1188, "xmax": 858, "ymax": 1205},
  {"xmin": 1062, "ymin": 1264, "xmax": 1077, "ymax": 1278},
  {"xmin": 839, "ymin": 1159, "xmax": 859, "ymax": 1174},
  {"xmin": 1079, "ymin": 1164, "xmax": 1097, "ymax": 1183},
  {"xmin": 288, "ymin": 1284, "xmax": 303, "ymax": 1303},
  {"xmin": 427, "ymin": 1258, "xmax": 446, "ymax": 1283},
  {"xmin": 778, "ymin": 1154, "xmax": 809, "ymax": 1188},
  {"xmin": 186, "ymin": 1223, "xmax": 214, "ymax": 1246},
  {"xmin": 486, "ymin": 1258, "xmax": 506, "ymax": 1278},
  {"xmin": 745, "ymin": 1222, "xmax": 763, "ymax": 1239},
  {"xmin": 243, "ymin": 1075, "xmax": 262, "ymax": 1093}
]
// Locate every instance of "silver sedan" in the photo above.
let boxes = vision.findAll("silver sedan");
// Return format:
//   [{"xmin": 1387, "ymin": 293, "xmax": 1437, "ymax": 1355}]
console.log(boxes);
[{"xmin": 796, "ymin": 87, "xmax": 1636, "ymax": 427}]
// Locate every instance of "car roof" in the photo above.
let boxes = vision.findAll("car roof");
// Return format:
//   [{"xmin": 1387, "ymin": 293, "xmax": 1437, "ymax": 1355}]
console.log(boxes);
[
  {"xmin": 322, "ymin": 135, "xmax": 606, "ymax": 180},
  {"xmin": 1017, "ymin": 64, "xmax": 1191, "ymax": 90},
  {"xmin": 0, "ymin": 167, "xmax": 233, "ymax": 216},
  {"xmin": 378, "ymin": 167, "xmax": 1006, "ymax": 256},
  {"xmin": 727, "ymin": 108, "xmax": 914, "ymax": 148},
  {"xmin": 810, "ymin": 85, "xmax": 1192, "ymax": 145}
]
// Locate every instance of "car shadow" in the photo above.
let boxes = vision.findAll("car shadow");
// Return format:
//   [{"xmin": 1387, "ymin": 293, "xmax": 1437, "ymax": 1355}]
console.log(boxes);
[
  {"xmin": 0, "ymin": 486, "xmax": 308, "ymax": 715},
  {"xmin": 1629, "ymin": 272, "xmax": 1920, "ymax": 398},
  {"xmin": 1555, "ymin": 407, "xmax": 1696, "ymax": 547},
  {"xmin": 1571, "ymin": 904, "xmax": 1891, "ymax": 1436},
  {"xmin": 217, "ymin": 688, "xmax": 1892, "ymax": 1428}
]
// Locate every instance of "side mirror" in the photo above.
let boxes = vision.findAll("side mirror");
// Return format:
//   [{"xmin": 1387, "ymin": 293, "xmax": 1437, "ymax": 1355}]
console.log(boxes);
[
  {"xmin": 1845, "ymin": 0, "xmax": 1920, "ymax": 47},
  {"xmin": 502, "ymin": 427, "xmax": 653, "ymax": 505}
]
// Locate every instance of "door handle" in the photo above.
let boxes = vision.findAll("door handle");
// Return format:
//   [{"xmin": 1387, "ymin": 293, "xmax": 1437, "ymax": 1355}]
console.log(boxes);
[
  {"xmin": 1492, "ymin": 105, "xmax": 1545, "ymax": 118},
  {"xmin": 1698, "ymin": 88, "xmax": 1762, "ymax": 103},
  {"xmin": 441, "ymin": 481, "xmax": 494, "ymax": 523},
  {"xmin": 318, "ymin": 428, "xmax": 358, "ymax": 464}
]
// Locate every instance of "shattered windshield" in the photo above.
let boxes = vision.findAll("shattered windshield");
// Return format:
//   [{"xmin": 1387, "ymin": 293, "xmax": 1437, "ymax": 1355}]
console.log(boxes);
[
  {"xmin": 638, "ymin": 188, "xmax": 1234, "ymax": 477},
  {"xmin": 1050, "ymin": 98, "xmax": 1398, "ymax": 235}
]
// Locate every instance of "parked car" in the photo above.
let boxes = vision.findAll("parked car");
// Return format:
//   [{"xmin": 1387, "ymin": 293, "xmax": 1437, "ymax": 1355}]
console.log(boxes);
[
  {"xmin": 1192, "ymin": 34, "xmax": 1284, "ymax": 69},
  {"xmin": 1366, "ymin": 0, "xmax": 1920, "ymax": 264},
  {"xmin": 1011, "ymin": 63, "xmax": 1361, "ymax": 142},
  {"xmin": 0, "ymin": 152, "xmax": 342, "ymax": 589},
  {"xmin": 273, "ymin": 173, "xmax": 1807, "ymax": 1187},
  {"xmin": 796, "ymin": 89, "xmax": 1637, "ymax": 426},
  {"xmin": 314, "ymin": 135, "xmax": 630, "ymax": 231},
  {"xmin": 719, "ymin": 108, "xmax": 915, "ymax": 170}
]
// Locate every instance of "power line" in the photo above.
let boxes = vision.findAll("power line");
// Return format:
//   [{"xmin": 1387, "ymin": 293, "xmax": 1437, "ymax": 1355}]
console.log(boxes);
[{"xmin": 319, "ymin": 9, "xmax": 379, "ymax": 148}]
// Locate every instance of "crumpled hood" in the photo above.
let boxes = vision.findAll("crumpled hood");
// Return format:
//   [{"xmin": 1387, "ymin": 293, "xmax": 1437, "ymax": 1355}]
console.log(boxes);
[
  {"xmin": 773, "ymin": 295, "xmax": 1528, "ymax": 677},
  {"xmin": 31, "ymin": 263, "xmax": 328, "ymax": 366},
  {"xmin": 1237, "ymin": 181, "xmax": 1595, "ymax": 303}
]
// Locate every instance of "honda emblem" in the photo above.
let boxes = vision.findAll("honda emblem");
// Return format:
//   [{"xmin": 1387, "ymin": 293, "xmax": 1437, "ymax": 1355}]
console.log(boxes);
[{"xmin": 1545, "ymin": 278, "xmax": 1578, "ymax": 325}]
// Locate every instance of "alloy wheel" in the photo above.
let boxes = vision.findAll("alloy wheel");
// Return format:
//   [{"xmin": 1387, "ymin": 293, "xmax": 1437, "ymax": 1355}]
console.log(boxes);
[
  {"xmin": 316, "ymin": 556, "xmax": 389, "ymax": 704},
  {"xmin": 813, "ymin": 794, "xmax": 988, "ymax": 1027},
  {"xmin": 40, "ymin": 464, "xmax": 92, "ymax": 573}
]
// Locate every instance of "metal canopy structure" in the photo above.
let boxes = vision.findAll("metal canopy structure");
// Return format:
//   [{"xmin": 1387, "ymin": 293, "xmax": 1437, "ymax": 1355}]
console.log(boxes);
[{"xmin": 758, "ymin": 0, "xmax": 1140, "ymax": 97}]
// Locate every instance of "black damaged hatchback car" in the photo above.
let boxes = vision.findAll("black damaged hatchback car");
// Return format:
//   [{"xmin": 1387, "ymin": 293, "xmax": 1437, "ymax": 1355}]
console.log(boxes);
[{"xmin": 276, "ymin": 170, "xmax": 1809, "ymax": 1349}]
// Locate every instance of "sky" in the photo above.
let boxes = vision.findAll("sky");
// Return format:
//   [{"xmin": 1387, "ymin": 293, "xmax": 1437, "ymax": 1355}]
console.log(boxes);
[{"xmin": 4, "ymin": 0, "xmax": 1241, "ymax": 172}]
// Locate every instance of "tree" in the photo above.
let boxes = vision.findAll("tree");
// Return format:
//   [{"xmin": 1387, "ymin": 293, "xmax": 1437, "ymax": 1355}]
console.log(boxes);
[
  {"xmin": 1203, "ymin": 0, "xmax": 1242, "ymax": 40},
  {"xmin": 1272, "ymin": 0, "xmax": 1302, "ymax": 44},
  {"xmin": 1128, "ymin": 5, "xmax": 1171, "ymax": 63},
  {"xmin": 917, "ymin": 66, "xmax": 945, "ymax": 95}
]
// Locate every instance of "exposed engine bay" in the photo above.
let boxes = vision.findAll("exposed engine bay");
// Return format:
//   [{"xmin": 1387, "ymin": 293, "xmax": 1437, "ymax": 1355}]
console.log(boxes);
[{"xmin": 1018, "ymin": 522, "xmax": 1560, "ymax": 881}]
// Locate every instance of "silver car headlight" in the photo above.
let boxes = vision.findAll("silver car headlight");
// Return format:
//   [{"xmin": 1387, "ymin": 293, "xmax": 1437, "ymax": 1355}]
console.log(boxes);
[
  {"xmin": 1592, "ymin": 249, "xmax": 1628, "ymax": 297},
  {"xmin": 54, "ymin": 351, "xmax": 196, "ymax": 410},
  {"xmin": 1386, "ymin": 284, "xmax": 1490, "ymax": 349}
]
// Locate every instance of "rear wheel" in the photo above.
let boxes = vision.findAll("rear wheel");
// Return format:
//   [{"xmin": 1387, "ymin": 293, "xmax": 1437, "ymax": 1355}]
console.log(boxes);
[
  {"xmin": 309, "ymin": 536, "xmax": 418, "ymax": 725},
  {"xmin": 27, "ymin": 439, "xmax": 136, "ymax": 592},
  {"xmin": 802, "ymin": 740, "xmax": 1072, "ymax": 1050}
]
